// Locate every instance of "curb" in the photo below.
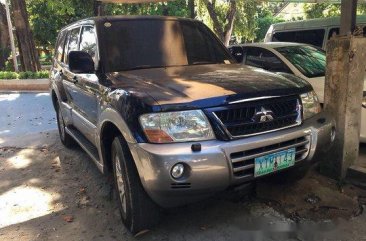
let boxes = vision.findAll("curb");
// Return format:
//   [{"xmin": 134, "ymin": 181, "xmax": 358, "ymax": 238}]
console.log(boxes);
[{"xmin": 0, "ymin": 78, "xmax": 49, "ymax": 91}]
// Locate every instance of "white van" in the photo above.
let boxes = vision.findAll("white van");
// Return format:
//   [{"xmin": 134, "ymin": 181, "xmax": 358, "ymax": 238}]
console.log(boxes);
[{"xmin": 264, "ymin": 15, "xmax": 366, "ymax": 49}]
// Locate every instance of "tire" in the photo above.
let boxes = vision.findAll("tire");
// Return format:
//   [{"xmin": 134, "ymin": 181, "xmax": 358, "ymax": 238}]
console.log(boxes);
[
  {"xmin": 265, "ymin": 163, "xmax": 310, "ymax": 184},
  {"xmin": 111, "ymin": 136, "xmax": 160, "ymax": 234},
  {"xmin": 56, "ymin": 103, "xmax": 75, "ymax": 148}
]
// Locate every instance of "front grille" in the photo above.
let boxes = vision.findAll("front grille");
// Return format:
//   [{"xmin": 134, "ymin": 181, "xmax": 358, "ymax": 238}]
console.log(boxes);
[
  {"xmin": 229, "ymin": 136, "xmax": 310, "ymax": 178},
  {"xmin": 212, "ymin": 96, "xmax": 301, "ymax": 138}
]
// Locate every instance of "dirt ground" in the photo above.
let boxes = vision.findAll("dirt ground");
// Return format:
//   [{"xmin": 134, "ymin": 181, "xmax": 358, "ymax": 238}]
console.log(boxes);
[{"xmin": 1, "ymin": 131, "xmax": 366, "ymax": 241}]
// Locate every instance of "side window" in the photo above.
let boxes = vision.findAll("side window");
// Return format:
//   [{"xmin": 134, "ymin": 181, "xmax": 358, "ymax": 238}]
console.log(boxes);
[
  {"xmin": 273, "ymin": 29, "xmax": 325, "ymax": 48},
  {"xmin": 245, "ymin": 47, "xmax": 292, "ymax": 74},
  {"xmin": 261, "ymin": 49, "xmax": 292, "ymax": 73},
  {"xmin": 245, "ymin": 47, "xmax": 264, "ymax": 68},
  {"xmin": 273, "ymin": 31, "xmax": 296, "ymax": 43},
  {"xmin": 55, "ymin": 31, "xmax": 66, "ymax": 63},
  {"xmin": 65, "ymin": 27, "xmax": 80, "ymax": 64},
  {"xmin": 79, "ymin": 26, "xmax": 97, "ymax": 66},
  {"xmin": 229, "ymin": 46, "xmax": 244, "ymax": 63},
  {"xmin": 328, "ymin": 28, "xmax": 339, "ymax": 39},
  {"xmin": 295, "ymin": 29, "xmax": 325, "ymax": 47}
]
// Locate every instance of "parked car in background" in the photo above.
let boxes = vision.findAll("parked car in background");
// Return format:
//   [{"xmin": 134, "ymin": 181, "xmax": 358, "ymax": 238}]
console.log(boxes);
[
  {"xmin": 50, "ymin": 16, "xmax": 336, "ymax": 234},
  {"xmin": 264, "ymin": 15, "xmax": 366, "ymax": 49},
  {"xmin": 229, "ymin": 42, "xmax": 366, "ymax": 142}
]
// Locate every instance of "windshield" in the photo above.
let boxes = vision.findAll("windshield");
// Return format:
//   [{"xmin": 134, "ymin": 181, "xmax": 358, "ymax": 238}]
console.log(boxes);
[
  {"xmin": 275, "ymin": 45, "xmax": 326, "ymax": 78},
  {"xmin": 100, "ymin": 19, "xmax": 233, "ymax": 72}
]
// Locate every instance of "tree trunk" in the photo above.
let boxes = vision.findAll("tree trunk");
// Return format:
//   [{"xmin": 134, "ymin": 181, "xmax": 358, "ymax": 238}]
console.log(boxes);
[
  {"xmin": 94, "ymin": 0, "xmax": 105, "ymax": 16},
  {"xmin": 0, "ymin": 3, "xmax": 10, "ymax": 70},
  {"xmin": 223, "ymin": 0, "xmax": 236, "ymax": 46},
  {"xmin": 202, "ymin": 0, "xmax": 236, "ymax": 46},
  {"xmin": 188, "ymin": 0, "xmax": 196, "ymax": 19},
  {"xmin": 10, "ymin": 0, "xmax": 40, "ymax": 72}
]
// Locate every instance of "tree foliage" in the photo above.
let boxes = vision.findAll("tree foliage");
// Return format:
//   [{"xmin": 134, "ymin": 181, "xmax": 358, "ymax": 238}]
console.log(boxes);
[
  {"xmin": 27, "ymin": 0, "xmax": 94, "ymax": 48},
  {"xmin": 304, "ymin": 3, "xmax": 366, "ymax": 19},
  {"xmin": 24, "ymin": 0, "xmax": 284, "ymax": 50}
]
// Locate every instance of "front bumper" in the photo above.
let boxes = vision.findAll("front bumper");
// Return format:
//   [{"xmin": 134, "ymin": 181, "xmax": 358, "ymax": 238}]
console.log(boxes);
[{"xmin": 128, "ymin": 111, "xmax": 335, "ymax": 208}]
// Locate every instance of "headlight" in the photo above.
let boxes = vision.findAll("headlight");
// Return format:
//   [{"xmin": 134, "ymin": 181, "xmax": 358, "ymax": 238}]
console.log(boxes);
[
  {"xmin": 362, "ymin": 91, "xmax": 366, "ymax": 108},
  {"xmin": 301, "ymin": 91, "xmax": 321, "ymax": 120},
  {"xmin": 139, "ymin": 110, "xmax": 215, "ymax": 143}
]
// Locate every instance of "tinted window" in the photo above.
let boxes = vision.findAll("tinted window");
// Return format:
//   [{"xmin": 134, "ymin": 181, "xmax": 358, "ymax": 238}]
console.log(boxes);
[
  {"xmin": 244, "ymin": 47, "xmax": 291, "ymax": 73},
  {"xmin": 275, "ymin": 45, "xmax": 326, "ymax": 78},
  {"xmin": 229, "ymin": 46, "xmax": 244, "ymax": 62},
  {"xmin": 328, "ymin": 28, "xmax": 339, "ymax": 39},
  {"xmin": 101, "ymin": 20, "xmax": 233, "ymax": 72},
  {"xmin": 273, "ymin": 29, "xmax": 325, "ymax": 47},
  {"xmin": 80, "ymin": 26, "xmax": 97, "ymax": 65},
  {"xmin": 181, "ymin": 22, "xmax": 229, "ymax": 65},
  {"xmin": 65, "ymin": 27, "xmax": 80, "ymax": 64},
  {"xmin": 55, "ymin": 31, "xmax": 67, "ymax": 63}
]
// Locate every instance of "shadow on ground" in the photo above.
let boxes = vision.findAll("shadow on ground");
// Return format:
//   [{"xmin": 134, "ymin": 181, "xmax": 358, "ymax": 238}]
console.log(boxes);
[{"xmin": 1, "ymin": 131, "xmax": 366, "ymax": 241}]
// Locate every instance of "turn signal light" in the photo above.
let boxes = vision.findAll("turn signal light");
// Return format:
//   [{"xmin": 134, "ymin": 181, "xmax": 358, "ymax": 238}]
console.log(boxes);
[{"xmin": 144, "ymin": 129, "xmax": 174, "ymax": 143}]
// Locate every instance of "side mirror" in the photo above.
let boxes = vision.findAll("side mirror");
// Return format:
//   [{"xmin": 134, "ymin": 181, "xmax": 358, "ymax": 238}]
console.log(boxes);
[{"xmin": 69, "ymin": 51, "xmax": 95, "ymax": 74}]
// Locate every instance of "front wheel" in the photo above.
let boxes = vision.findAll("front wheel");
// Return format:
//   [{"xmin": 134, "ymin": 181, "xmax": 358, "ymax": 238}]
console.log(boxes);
[
  {"xmin": 111, "ymin": 136, "xmax": 160, "ymax": 234},
  {"xmin": 56, "ymin": 103, "xmax": 75, "ymax": 148}
]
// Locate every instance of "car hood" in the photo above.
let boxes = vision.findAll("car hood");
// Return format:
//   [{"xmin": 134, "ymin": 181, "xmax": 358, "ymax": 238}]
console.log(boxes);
[{"xmin": 107, "ymin": 64, "xmax": 312, "ymax": 110}]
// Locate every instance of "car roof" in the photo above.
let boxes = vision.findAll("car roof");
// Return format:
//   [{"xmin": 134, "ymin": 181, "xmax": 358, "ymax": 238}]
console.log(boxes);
[
  {"xmin": 230, "ymin": 42, "xmax": 308, "ymax": 49},
  {"xmin": 60, "ymin": 15, "xmax": 196, "ymax": 32},
  {"xmin": 270, "ymin": 15, "xmax": 366, "ymax": 31}
]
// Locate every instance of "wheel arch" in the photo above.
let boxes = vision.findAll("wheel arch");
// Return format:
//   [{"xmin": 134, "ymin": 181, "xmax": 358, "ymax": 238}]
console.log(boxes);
[
  {"xmin": 98, "ymin": 108, "xmax": 137, "ymax": 174},
  {"xmin": 51, "ymin": 89, "xmax": 58, "ymax": 110}
]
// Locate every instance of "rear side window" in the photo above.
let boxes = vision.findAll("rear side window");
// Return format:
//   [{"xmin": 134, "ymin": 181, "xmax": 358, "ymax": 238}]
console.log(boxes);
[
  {"xmin": 244, "ymin": 47, "xmax": 292, "ymax": 74},
  {"xmin": 272, "ymin": 29, "xmax": 325, "ymax": 48},
  {"xmin": 65, "ymin": 27, "xmax": 80, "ymax": 64},
  {"xmin": 80, "ymin": 26, "xmax": 97, "ymax": 66},
  {"xmin": 55, "ymin": 31, "xmax": 67, "ymax": 63},
  {"xmin": 328, "ymin": 28, "xmax": 339, "ymax": 39}
]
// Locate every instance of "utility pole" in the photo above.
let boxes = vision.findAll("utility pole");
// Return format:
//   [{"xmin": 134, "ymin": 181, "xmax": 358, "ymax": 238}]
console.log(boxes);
[
  {"xmin": 4, "ymin": 0, "xmax": 18, "ymax": 72},
  {"xmin": 323, "ymin": 0, "xmax": 366, "ymax": 179}
]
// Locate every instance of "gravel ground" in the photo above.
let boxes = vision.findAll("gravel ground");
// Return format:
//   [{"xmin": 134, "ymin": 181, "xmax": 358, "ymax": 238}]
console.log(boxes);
[
  {"xmin": 1, "ymin": 131, "xmax": 366, "ymax": 241},
  {"xmin": 2, "ymin": 92, "xmax": 366, "ymax": 241},
  {"xmin": 0, "ymin": 92, "xmax": 56, "ymax": 138}
]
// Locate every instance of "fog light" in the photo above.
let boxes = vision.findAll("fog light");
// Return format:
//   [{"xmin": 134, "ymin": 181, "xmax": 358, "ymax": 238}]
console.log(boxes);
[{"xmin": 171, "ymin": 163, "xmax": 185, "ymax": 179}]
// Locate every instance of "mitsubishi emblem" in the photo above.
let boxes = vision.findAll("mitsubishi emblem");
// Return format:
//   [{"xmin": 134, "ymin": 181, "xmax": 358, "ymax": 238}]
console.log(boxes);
[{"xmin": 252, "ymin": 107, "xmax": 274, "ymax": 123}]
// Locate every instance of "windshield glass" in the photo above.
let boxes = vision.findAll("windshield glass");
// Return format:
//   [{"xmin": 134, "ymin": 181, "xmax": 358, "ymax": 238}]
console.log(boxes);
[
  {"xmin": 275, "ymin": 45, "xmax": 326, "ymax": 78},
  {"xmin": 101, "ymin": 19, "xmax": 233, "ymax": 72}
]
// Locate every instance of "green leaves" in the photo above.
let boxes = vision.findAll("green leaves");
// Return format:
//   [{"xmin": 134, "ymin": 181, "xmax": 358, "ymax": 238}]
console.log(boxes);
[
  {"xmin": 0, "ymin": 71, "xmax": 49, "ymax": 79},
  {"xmin": 27, "ymin": 0, "xmax": 94, "ymax": 47}
]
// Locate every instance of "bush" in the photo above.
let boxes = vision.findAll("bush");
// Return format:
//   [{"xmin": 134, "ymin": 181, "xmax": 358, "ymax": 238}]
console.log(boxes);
[
  {"xmin": 0, "ymin": 71, "xmax": 49, "ymax": 79},
  {"xmin": 0, "ymin": 71, "xmax": 18, "ymax": 79}
]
